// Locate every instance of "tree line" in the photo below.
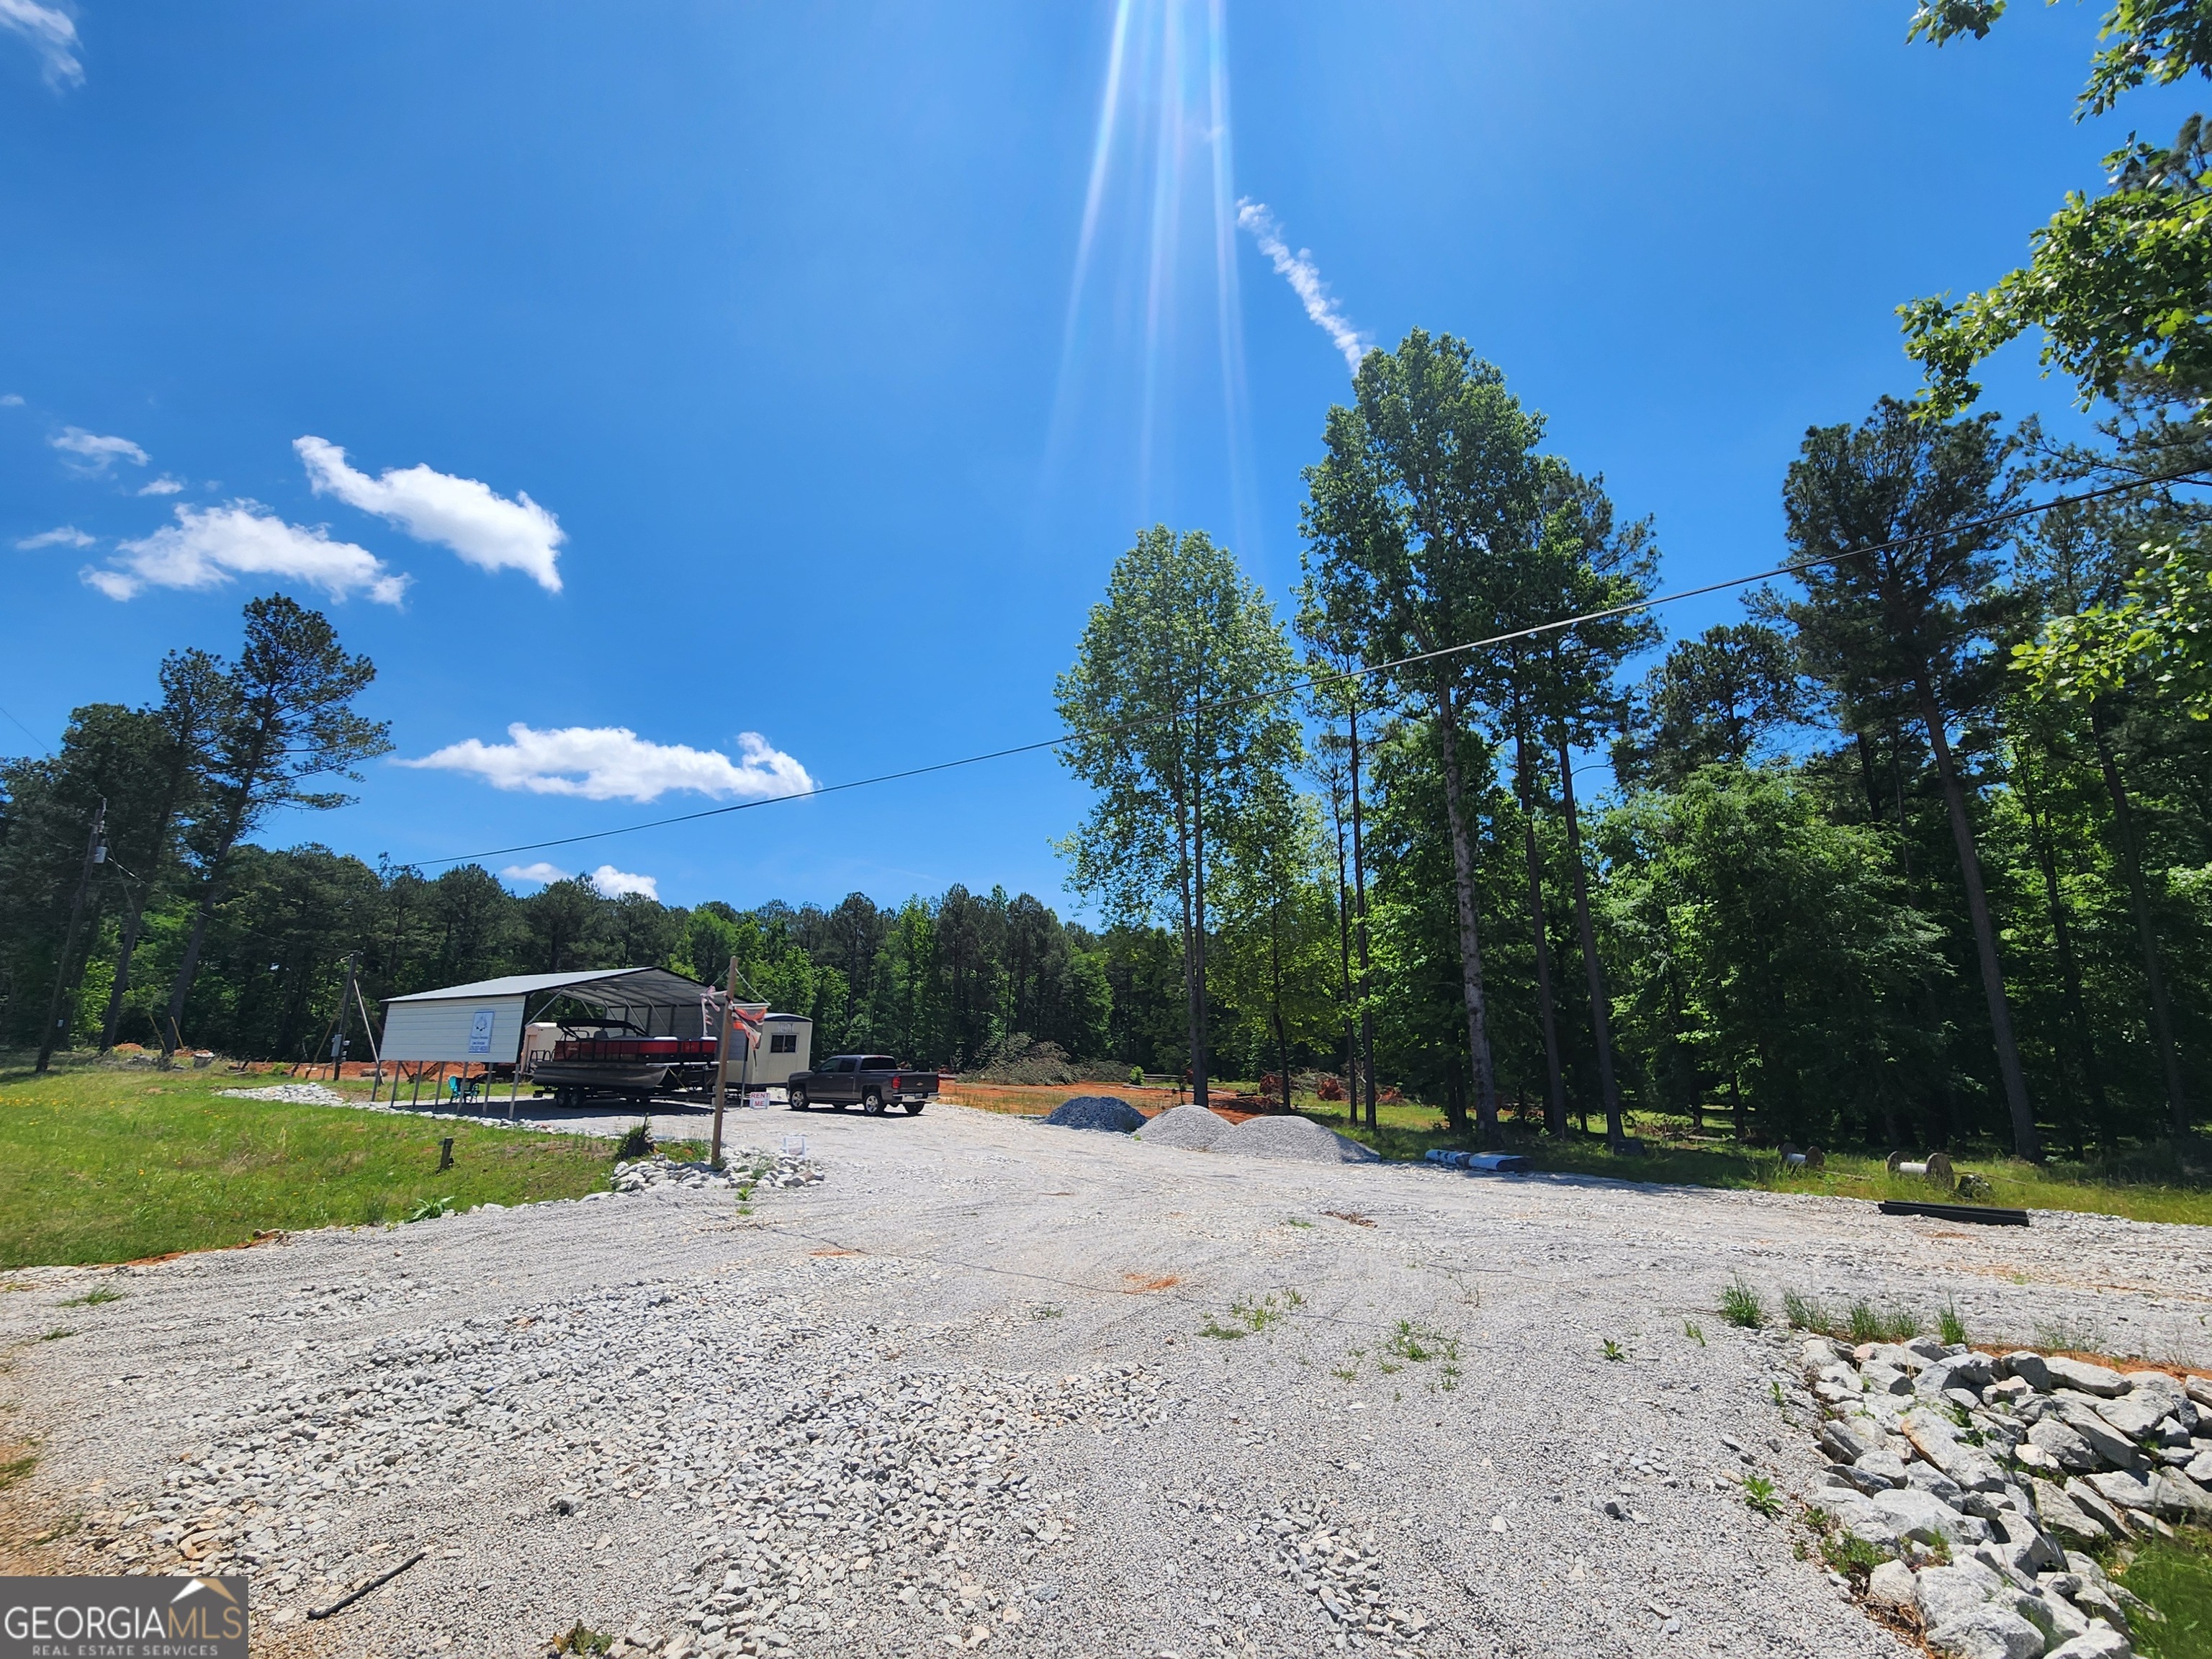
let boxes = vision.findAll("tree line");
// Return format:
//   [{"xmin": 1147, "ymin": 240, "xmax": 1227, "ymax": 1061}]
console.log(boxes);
[
  {"xmin": 1055, "ymin": 338, "xmax": 2208, "ymax": 1160},
  {"xmin": 0, "ymin": 631, "xmax": 1205, "ymax": 1080}
]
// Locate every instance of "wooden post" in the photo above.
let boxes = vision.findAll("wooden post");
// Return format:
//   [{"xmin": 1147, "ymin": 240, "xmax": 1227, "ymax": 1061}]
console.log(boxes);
[{"xmin": 709, "ymin": 956, "xmax": 739, "ymax": 1169}]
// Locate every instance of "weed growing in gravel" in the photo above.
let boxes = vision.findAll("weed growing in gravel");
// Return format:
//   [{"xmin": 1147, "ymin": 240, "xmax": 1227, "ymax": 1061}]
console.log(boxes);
[
  {"xmin": 2034, "ymin": 1313, "xmax": 2103, "ymax": 1354},
  {"xmin": 553, "ymin": 1622, "xmax": 613, "ymax": 1655},
  {"xmin": 37, "ymin": 1329, "xmax": 70, "ymax": 1341},
  {"xmin": 1202, "ymin": 1290, "xmax": 1300, "ymax": 1340},
  {"xmin": 1601, "ymin": 1338, "xmax": 1627, "ymax": 1362},
  {"xmin": 1719, "ymin": 1277, "xmax": 1765, "ymax": 1328},
  {"xmin": 1285, "ymin": 1218, "xmax": 1314, "ymax": 1228},
  {"xmin": 613, "ymin": 1123, "xmax": 652, "ymax": 1161},
  {"xmin": 0, "ymin": 1452, "xmax": 36, "ymax": 1490},
  {"xmin": 1683, "ymin": 1321, "xmax": 1706, "ymax": 1346},
  {"xmin": 1815, "ymin": 1518, "xmax": 1886, "ymax": 1584},
  {"xmin": 1385, "ymin": 1321, "xmax": 1456, "ymax": 1364},
  {"xmin": 59, "ymin": 1287, "xmax": 122, "ymax": 1308},
  {"xmin": 1769, "ymin": 1380, "xmax": 1785, "ymax": 1408},
  {"xmin": 1741, "ymin": 1475, "xmax": 1781, "ymax": 1518},
  {"xmin": 1845, "ymin": 1299, "xmax": 1918, "ymax": 1344},
  {"xmin": 1030, "ymin": 1305, "xmax": 1064, "ymax": 1321},
  {"xmin": 403, "ymin": 1195, "xmax": 456, "ymax": 1223},
  {"xmin": 1938, "ymin": 1300, "xmax": 1968, "ymax": 1346},
  {"xmin": 1781, "ymin": 1289, "xmax": 1833, "ymax": 1332}
]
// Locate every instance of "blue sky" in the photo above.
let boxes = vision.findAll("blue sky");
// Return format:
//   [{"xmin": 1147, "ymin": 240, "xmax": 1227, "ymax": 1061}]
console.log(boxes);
[{"xmin": 0, "ymin": 3, "xmax": 2186, "ymax": 917}]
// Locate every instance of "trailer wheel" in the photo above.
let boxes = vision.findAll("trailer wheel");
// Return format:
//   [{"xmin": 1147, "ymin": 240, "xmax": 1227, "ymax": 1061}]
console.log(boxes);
[
  {"xmin": 862, "ymin": 1089, "xmax": 885, "ymax": 1115},
  {"xmin": 788, "ymin": 1084, "xmax": 809, "ymax": 1111},
  {"xmin": 904, "ymin": 1100, "xmax": 926, "ymax": 1115}
]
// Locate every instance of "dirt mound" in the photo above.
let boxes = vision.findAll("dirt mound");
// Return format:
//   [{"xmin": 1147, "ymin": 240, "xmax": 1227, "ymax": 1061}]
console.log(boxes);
[
  {"xmin": 1217, "ymin": 1115, "xmax": 1380, "ymax": 1164},
  {"xmin": 1134, "ymin": 1103, "xmax": 1233, "ymax": 1151},
  {"xmin": 1042, "ymin": 1095, "xmax": 1146, "ymax": 1134}
]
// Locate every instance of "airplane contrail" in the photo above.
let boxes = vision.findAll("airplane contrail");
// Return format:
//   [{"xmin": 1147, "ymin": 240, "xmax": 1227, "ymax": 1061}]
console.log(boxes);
[{"xmin": 1235, "ymin": 198, "xmax": 1367, "ymax": 372}]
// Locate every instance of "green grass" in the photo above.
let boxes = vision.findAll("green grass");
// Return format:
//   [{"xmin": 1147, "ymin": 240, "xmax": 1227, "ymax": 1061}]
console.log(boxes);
[
  {"xmin": 1720, "ymin": 1277, "xmax": 1766, "ymax": 1328},
  {"xmin": 0, "ymin": 1062, "xmax": 622, "ymax": 1267},
  {"xmin": 2119, "ymin": 1532, "xmax": 2212, "ymax": 1659},
  {"xmin": 1292, "ymin": 1097, "xmax": 2212, "ymax": 1226}
]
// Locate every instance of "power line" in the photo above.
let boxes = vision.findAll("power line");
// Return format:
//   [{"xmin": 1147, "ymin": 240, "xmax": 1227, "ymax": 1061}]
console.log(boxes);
[
  {"xmin": 0, "ymin": 701, "xmax": 52, "ymax": 757},
  {"xmin": 414, "ymin": 464, "xmax": 2208, "ymax": 871}
]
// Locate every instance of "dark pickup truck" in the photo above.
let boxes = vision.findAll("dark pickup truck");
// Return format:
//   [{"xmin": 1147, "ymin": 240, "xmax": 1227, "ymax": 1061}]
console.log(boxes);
[{"xmin": 786, "ymin": 1054, "xmax": 938, "ymax": 1115}]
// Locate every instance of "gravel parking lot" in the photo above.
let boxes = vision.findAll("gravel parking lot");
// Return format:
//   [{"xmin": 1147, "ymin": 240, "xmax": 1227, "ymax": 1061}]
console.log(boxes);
[{"xmin": 4, "ymin": 1102, "xmax": 2208, "ymax": 1659}]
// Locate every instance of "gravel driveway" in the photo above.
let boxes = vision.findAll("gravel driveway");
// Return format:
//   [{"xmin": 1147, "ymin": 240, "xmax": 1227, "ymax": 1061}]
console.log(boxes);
[{"xmin": 4, "ymin": 1103, "xmax": 2207, "ymax": 1659}]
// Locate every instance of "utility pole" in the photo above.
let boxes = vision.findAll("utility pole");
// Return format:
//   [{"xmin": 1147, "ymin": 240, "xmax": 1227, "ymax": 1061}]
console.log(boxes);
[
  {"xmin": 709, "ymin": 954, "xmax": 739, "ymax": 1169},
  {"xmin": 332, "ymin": 950, "xmax": 359, "ymax": 1082},
  {"xmin": 36, "ymin": 799, "xmax": 107, "ymax": 1076}
]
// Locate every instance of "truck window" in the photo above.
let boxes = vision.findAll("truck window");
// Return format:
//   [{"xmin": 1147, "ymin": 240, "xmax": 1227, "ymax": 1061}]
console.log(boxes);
[
  {"xmin": 865, "ymin": 1056, "xmax": 896, "ymax": 1070},
  {"xmin": 835, "ymin": 1057, "xmax": 858, "ymax": 1074}
]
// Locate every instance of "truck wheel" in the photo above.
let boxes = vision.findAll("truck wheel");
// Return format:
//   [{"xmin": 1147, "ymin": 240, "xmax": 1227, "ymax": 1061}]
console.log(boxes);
[
  {"xmin": 903, "ymin": 1100, "xmax": 926, "ymax": 1115},
  {"xmin": 862, "ymin": 1089, "xmax": 885, "ymax": 1115},
  {"xmin": 788, "ymin": 1085, "xmax": 809, "ymax": 1111}
]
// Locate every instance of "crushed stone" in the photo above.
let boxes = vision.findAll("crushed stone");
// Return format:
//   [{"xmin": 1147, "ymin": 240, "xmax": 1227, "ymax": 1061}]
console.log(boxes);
[
  {"xmin": 1133, "ymin": 1102, "xmax": 1234, "ymax": 1151},
  {"xmin": 215, "ymin": 1083, "xmax": 349, "ymax": 1106},
  {"xmin": 1041, "ymin": 1095, "xmax": 1146, "ymax": 1133},
  {"xmin": 1216, "ymin": 1113, "xmax": 1381, "ymax": 1164}
]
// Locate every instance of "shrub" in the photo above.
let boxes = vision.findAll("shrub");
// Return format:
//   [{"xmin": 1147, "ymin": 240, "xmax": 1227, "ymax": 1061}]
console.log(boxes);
[{"xmin": 614, "ymin": 1123, "xmax": 653, "ymax": 1161}]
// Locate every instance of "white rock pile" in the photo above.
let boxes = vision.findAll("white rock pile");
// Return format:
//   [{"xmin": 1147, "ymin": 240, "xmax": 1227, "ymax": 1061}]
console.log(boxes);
[
  {"xmin": 1802, "ymin": 1332, "xmax": 2206, "ymax": 1657},
  {"xmin": 217, "ymin": 1083, "xmax": 350, "ymax": 1105},
  {"xmin": 610, "ymin": 1150, "xmax": 823, "ymax": 1197}
]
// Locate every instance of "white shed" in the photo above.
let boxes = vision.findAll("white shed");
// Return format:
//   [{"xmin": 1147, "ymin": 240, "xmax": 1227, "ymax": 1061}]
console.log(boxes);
[{"xmin": 379, "ymin": 966, "xmax": 721, "ymax": 1064}]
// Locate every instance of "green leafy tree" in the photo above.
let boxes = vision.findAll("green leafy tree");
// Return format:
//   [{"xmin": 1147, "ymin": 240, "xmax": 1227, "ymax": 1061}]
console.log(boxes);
[
  {"xmin": 1782, "ymin": 399, "xmax": 2044, "ymax": 1157},
  {"xmin": 160, "ymin": 597, "xmax": 393, "ymax": 1056},
  {"xmin": 1529, "ymin": 472, "xmax": 1662, "ymax": 1148},
  {"xmin": 1303, "ymin": 329, "xmax": 1550, "ymax": 1141},
  {"xmin": 1614, "ymin": 621, "xmax": 1808, "ymax": 788},
  {"xmin": 1599, "ymin": 765, "xmax": 1951, "ymax": 1145},
  {"xmin": 1903, "ymin": 1, "xmax": 2212, "ymax": 414},
  {"xmin": 1056, "ymin": 526, "xmax": 1300, "ymax": 1107}
]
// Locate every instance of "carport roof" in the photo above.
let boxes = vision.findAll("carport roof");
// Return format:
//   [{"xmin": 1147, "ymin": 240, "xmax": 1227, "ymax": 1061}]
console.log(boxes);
[{"xmin": 383, "ymin": 967, "xmax": 711, "ymax": 1009}]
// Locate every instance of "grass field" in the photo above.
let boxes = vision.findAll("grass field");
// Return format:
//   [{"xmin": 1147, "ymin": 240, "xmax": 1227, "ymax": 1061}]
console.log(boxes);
[
  {"xmin": 944, "ymin": 1079, "xmax": 2212, "ymax": 1228},
  {"xmin": 0, "ymin": 1060, "xmax": 620, "ymax": 1269},
  {"xmin": 2121, "ymin": 1530, "xmax": 2212, "ymax": 1659}
]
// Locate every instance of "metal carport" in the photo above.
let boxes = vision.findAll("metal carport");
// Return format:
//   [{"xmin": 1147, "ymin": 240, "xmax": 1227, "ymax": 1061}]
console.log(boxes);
[{"xmin": 377, "ymin": 966, "xmax": 720, "ymax": 1111}]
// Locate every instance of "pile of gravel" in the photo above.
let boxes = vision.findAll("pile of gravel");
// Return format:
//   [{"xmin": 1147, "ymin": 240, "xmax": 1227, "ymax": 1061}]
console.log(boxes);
[
  {"xmin": 1042, "ymin": 1095, "xmax": 1146, "ymax": 1134},
  {"xmin": 216, "ymin": 1083, "xmax": 348, "ymax": 1106},
  {"xmin": 1134, "ymin": 1102, "xmax": 1233, "ymax": 1151},
  {"xmin": 1217, "ymin": 1114, "xmax": 1380, "ymax": 1164}
]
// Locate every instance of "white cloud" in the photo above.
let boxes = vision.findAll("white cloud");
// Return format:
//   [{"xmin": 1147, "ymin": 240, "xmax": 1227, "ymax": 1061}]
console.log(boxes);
[
  {"xmin": 1235, "ymin": 199, "xmax": 1369, "ymax": 373},
  {"xmin": 87, "ymin": 502, "xmax": 410, "ymax": 605},
  {"xmin": 402, "ymin": 724, "xmax": 812, "ymax": 803},
  {"xmin": 53, "ymin": 426, "xmax": 147, "ymax": 472},
  {"xmin": 295, "ymin": 436, "xmax": 564, "ymax": 592},
  {"xmin": 138, "ymin": 475, "xmax": 184, "ymax": 496},
  {"xmin": 0, "ymin": 393, "xmax": 24, "ymax": 407},
  {"xmin": 16, "ymin": 524, "xmax": 92, "ymax": 549},
  {"xmin": 0, "ymin": 0, "xmax": 83, "ymax": 89},
  {"xmin": 586, "ymin": 865, "xmax": 659, "ymax": 899},
  {"xmin": 499, "ymin": 860, "xmax": 661, "ymax": 901}
]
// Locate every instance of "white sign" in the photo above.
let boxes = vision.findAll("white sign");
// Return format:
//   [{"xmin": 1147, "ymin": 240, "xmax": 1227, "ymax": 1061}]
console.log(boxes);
[{"xmin": 467, "ymin": 1008, "xmax": 495, "ymax": 1055}]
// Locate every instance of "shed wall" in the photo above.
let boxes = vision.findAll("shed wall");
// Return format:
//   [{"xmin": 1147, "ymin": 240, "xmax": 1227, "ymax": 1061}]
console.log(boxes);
[{"xmin": 380, "ymin": 997, "xmax": 526, "ymax": 1064}]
